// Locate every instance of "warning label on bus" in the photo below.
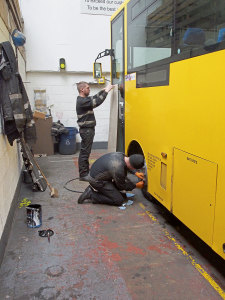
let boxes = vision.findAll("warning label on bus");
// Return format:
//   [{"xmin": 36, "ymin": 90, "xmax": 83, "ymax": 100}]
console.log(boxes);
[
  {"xmin": 125, "ymin": 73, "xmax": 136, "ymax": 81},
  {"xmin": 80, "ymin": 0, "xmax": 124, "ymax": 16}
]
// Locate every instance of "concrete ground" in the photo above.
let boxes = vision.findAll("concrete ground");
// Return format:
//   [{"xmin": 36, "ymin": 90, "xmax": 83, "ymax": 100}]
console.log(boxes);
[{"xmin": 0, "ymin": 150, "xmax": 225, "ymax": 300}]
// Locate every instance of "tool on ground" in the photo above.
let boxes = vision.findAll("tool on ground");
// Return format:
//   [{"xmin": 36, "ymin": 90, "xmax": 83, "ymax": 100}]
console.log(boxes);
[
  {"xmin": 20, "ymin": 137, "xmax": 58, "ymax": 197},
  {"xmin": 38, "ymin": 229, "xmax": 54, "ymax": 243},
  {"xmin": 33, "ymin": 158, "xmax": 59, "ymax": 198},
  {"xmin": 19, "ymin": 137, "xmax": 47, "ymax": 192},
  {"xmin": 47, "ymin": 231, "xmax": 50, "ymax": 243}
]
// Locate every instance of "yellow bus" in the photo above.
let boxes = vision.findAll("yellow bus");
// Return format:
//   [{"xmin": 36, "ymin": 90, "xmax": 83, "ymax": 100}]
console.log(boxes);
[{"xmin": 110, "ymin": 0, "xmax": 225, "ymax": 260}]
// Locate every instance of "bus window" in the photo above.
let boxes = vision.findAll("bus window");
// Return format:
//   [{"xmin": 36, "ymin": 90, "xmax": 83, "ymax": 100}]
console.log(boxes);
[
  {"xmin": 175, "ymin": 0, "xmax": 225, "ymax": 55},
  {"xmin": 127, "ymin": 0, "xmax": 225, "ymax": 76},
  {"xmin": 112, "ymin": 15, "xmax": 124, "ymax": 85},
  {"xmin": 127, "ymin": 0, "xmax": 173, "ymax": 71},
  {"xmin": 131, "ymin": 0, "xmax": 145, "ymax": 18}
]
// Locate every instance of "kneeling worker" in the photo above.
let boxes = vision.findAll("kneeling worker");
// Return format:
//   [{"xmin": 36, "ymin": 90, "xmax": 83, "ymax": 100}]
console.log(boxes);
[{"xmin": 78, "ymin": 152, "xmax": 145, "ymax": 206}]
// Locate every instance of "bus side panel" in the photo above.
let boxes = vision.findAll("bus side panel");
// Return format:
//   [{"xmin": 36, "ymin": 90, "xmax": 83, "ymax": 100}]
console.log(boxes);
[
  {"xmin": 172, "ymin": 148, "xmax": 217, "ymax": 247},
  {"xmin": 125, "ymin": 50, "xmax": 225, "ymax": 259},
  {"xmin": 170, "ymin": 51, "xmax": 225, "ymax": 258}
]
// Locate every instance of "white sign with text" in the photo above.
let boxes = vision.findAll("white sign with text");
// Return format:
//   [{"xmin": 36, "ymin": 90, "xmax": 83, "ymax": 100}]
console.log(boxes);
[{"xmin": 80, "ymin": 0, "xmax": 124, "ymax": 16}]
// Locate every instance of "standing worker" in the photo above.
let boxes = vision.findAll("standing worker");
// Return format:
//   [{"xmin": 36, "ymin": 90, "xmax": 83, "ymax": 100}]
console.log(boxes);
[
  {"xmin": 76, "ymin": 82, "xmax": 114, "ymax": 181},
  {"xmin": 77, "ymin": 152, "xmax": 145, "ymax": 206}
]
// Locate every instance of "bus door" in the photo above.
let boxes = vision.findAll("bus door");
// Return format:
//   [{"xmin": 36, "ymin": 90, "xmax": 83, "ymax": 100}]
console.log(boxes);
[{"xmin": 111, "ymin": 10, "xmax": 125, "ymax": 152}]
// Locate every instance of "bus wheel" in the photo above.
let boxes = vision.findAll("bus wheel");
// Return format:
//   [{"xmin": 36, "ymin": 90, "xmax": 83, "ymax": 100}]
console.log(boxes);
[{"xmin": 141, "ymin": 160, "xmax": 153, "ymax": 201}]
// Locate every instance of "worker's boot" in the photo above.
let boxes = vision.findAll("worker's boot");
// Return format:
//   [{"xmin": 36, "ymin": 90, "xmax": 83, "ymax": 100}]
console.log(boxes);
[
  {"xmin": 78, "ymin": 186, "xmax": 92, "ymax": 204},
  {"xmin": 79, "ymin": 175, "xmax": 89, "ymax": 182}
]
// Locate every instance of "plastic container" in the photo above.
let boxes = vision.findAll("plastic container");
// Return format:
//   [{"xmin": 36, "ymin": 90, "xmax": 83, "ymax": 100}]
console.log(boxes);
[
  {"xmin": 59, "ymin": 127, "xmax": 78, "ymax": 155},
  {"xmin": 26, "ymin": 204, "xmax": 42, "ymax": 228}
]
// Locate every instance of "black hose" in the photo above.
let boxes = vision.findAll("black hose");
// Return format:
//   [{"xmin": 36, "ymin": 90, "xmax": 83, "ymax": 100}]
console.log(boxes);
[{"xmin": 63, "ymin": 178, "xmax": 84, "ymax": 193}]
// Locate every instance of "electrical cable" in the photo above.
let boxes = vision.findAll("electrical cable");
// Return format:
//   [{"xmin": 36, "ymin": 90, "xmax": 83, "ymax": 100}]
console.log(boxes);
[{"xmin": 63, "ymin": 178, "xmax": 84, "ymax": 193}]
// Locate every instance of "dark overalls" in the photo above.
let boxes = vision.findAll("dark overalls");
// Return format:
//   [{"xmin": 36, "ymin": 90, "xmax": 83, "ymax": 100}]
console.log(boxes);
[
  {"xmin": 76, "ymin": 90, "xmax": 108, "ymax": 177},
  {"xmin": 88, "ymin": 152, "xmax": 136, "ymax": 206}
]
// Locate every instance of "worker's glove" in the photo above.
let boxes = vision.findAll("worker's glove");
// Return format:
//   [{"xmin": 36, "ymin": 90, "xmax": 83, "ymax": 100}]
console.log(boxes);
[
  {"xmin": 135, "ymin": 172, "xmax": 144, "ymax": 180},
  {"xmin": 136, "ymin": 180, "xmax": 144, "ymax": 189}
]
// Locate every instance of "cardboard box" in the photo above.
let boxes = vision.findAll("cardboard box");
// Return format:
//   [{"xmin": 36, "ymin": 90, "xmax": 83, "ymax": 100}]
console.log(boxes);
[
  {"xmin": 33, "ymin": 110, "xmax": 46, "ymax": 119},
  {"xmin": 32, "ymin": 117, "xmax": 54, "ymax": 156}
]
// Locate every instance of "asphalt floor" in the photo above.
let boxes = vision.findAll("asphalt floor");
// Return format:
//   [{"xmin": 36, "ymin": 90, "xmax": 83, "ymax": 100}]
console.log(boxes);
[{"xmin": 0, "ymin": 149, "xmax": 225, "ymax": 300}]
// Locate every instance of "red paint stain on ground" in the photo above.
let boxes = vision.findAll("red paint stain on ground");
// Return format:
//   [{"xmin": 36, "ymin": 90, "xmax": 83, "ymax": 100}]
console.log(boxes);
[
  {"xmin": 82, "ymin": 224, "xmax": 91, "ymax": 231},
  {"xmin": 101, "ymin": 236, "xmax": 120, "ymax": 249},
  {"xmin": 111, "ymin": 253, "xmax": 122, "ymax": 262},
  {"xmin": 83, "ymin": 248, "xmax": 99, "ymax": 265},
  {"xmin": 101, "ymin": 215, "xmax": 117, "ymax": 225},
  {"xmin": 73, "ymin": 281, "xmax": 84, "ymax": 289},
  {"xmin": 64, "ymin": 242, "xmax": 76, "ymax": 246},
  {"xmin": 125, "ymin": 243, "xmax": 146, "ymax": 256},
  {"xmin": 77, "ymin": 267, "xmax": 88, "ymax": 276},
  {"xmin": 138, "ymin": 212, "xmax": 155, "ymax": 224},
  {"xmin": 98, "ymin": 209, "xmax": 107, "ymax": 213},
  {"xmin": 148, "ymin": 245, "xmax": 169, "ymax": 255},
  {"xmin": 86, "ymin": 210, "xmax": 95, "ymax": 215},
  {"xmin": 160, "ymin": 242, "xmax": 177, "ymax": 251}
]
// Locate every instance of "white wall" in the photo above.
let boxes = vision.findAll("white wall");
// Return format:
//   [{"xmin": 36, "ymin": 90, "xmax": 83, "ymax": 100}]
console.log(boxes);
[
  {"xmin": 19, "ymin": 0, "xmax": 120, "ymax": 142},
  {"xmin": 25, "ymin": 72, "xmax": 112, "ymax": 142},
  {"xmin": 0, "ymin": 17, "xmax": 25, "ymax": 240},
  {"xmin": 19, "ymin": 0, "xmax": 112, "ymax": 72}
]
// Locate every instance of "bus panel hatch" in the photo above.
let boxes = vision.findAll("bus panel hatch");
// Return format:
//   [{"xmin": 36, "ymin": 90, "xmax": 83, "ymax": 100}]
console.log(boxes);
[{"xmin": 172, "ymin": 148, "xmax": 217, "ymax": 246}]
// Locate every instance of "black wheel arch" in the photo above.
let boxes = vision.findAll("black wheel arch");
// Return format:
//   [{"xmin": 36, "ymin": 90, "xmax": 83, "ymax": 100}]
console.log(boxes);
[
  {"xmin": 127, "ymin": 140, "xmax": 154, "ymax": 201},
  {"xmin": 127, "ymin": 140, "xmax": 144, "ymax": 156}
]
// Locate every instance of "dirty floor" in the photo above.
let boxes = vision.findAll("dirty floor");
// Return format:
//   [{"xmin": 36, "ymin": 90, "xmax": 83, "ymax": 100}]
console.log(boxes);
[{"xmin": 0, "ymin": 150, "xmax": 225, "ymax": 300}]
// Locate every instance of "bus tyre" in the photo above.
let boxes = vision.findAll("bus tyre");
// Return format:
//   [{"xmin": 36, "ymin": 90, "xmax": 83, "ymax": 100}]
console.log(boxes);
[
  {"xmin": 141, "ymin": 161, "xmax": 154, "ymax": 201},
  {"xmin": 142, "ymin": 188, "xmax": 153, "ymax": 201}
]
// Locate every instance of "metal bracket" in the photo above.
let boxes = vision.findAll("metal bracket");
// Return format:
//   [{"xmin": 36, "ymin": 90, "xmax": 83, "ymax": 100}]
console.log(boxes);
[{"xmin": 95, "ymin": 49, "xmax": 114, "ymax": 62}]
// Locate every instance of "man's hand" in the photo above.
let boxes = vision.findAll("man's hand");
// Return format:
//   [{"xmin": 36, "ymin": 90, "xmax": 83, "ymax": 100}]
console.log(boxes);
[
  {"xmin": 136, "ymin": 181, "xmax": 144, "ymax": 189},
  {"xmin": 104, "ymin": 84, "xmax": 114, "ymax": 93},
  {"xmin": 135, "ymin": 172, "xmax": 144, "ymax": 180}
]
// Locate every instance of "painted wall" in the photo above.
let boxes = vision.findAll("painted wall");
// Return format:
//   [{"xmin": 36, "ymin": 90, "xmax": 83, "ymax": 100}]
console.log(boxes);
[
  {"xmin": 19, "ymin": 0, "xmax": 112, "ymax": 72},
  {"xmin": 25, "ymin": 72, "xmax": 112, "ymax": 142},
  {"xmin": 0, "ymin": 17, "xmax": 26, "ymax": 240},
  {"xmin": 19, "ymin": 0, "xmax": 120, "ymax": 142}
]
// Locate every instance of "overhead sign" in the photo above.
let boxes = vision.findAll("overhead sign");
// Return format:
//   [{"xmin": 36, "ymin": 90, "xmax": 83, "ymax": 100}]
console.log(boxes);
[{"xmin": 80, "ymin": 0, "xmax": 124, "ymax": 16}]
